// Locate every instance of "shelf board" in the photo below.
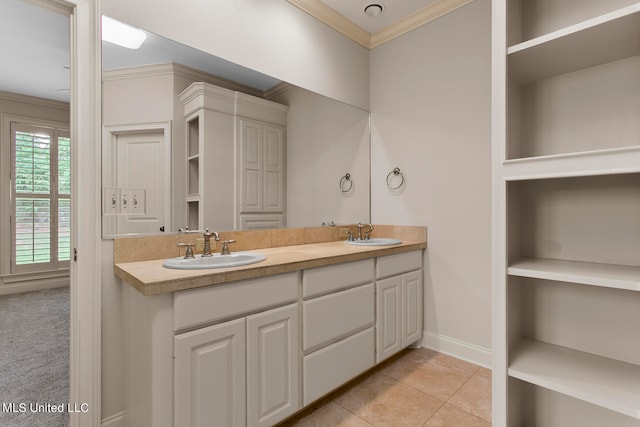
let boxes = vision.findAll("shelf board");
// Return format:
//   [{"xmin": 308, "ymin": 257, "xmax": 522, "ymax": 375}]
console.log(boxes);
[
  {"xmin": 186, "ymin": 195, "xmax": 200, "ymax": 203},
  {"xmin": 508, "ymin": 258, "xmax": 640, "ymax": 292},
  {"xmin": 508, "ymin": 3, "xmax": 640, "ymax": 83},
  {"xmin": 501, "ymin": 145, "xmax": 640, "ymax": 180},
  {"xmin": 187, "ymin": 154, "xmax": 200, "ymax": 161},
  {"xmin": 509, "ymin": 339, "xmax": 640, "ymax": 419}
]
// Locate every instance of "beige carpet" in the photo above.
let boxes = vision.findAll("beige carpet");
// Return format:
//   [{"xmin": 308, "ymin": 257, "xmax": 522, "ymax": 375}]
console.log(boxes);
[{"xmin": 0, "ymin": 287, "xmax": 69, "ymax": 427}]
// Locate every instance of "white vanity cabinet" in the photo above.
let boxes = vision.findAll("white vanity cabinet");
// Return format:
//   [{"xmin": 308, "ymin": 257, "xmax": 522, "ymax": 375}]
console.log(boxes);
[
  {"xmin": 120, "ymin": 247, "xmax": 425, "ymax": 427},
  {"xmin": 246, "ymin": 304, "xmax": 299, "ymax": 427},
  {"xmin": 301, "ymin": 259, "xmax": 376, "ymax": 405},
  {"xmin": 375, "ymin": 251, "xmax": 423, "ymax": 363},
  {"xmin": 173, "ymin": 303, "xmax": 300, "ymax": 427},
  {"xmin": 174, "ymin": 318, "xmax": 247, "ymax": 427},
  {"xmin": 173, "ymin": 273, "xmax": 299, "ymax": 427}
]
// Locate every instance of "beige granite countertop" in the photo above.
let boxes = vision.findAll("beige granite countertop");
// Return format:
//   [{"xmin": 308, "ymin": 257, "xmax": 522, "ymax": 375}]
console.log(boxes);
[{"xmin": 115, "ymin": 240, "xmax": 426, "ymax": 296}]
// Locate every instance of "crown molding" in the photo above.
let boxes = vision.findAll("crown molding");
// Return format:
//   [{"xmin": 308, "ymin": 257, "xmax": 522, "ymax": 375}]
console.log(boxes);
[
  {"xmin": 370, "ymin": 0, "xmax": 475, "ymax": 48},
  {"xmin": 102, "ymin": 62, "xmax": 265, "ymax": 98},
  {"xmin": 287, "ymin": 0, "xmax": 476, "ymax": 49},
  {"xmin": 171, "ymin": 63, "xmax": 265, "ymax": 98},
  {"xmin": 0, "ymin": 90, "xmax": 70, "ymax": 110},
  {"xmin": 263, "ymin": 82, "xmax": 295, "ymax": 100},
  {"xmin": 287, "ymin": 0, "xmax": 371, "ymax": 48}
]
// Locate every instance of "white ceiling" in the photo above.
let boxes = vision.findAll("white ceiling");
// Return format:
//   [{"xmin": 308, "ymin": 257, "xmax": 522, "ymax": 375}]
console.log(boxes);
[
  {"xmin": 1, "ymin": 0, "xmax": 281, "ymax": 104},
  {"xmin": 3, "ymin": 0, "xmax": 446, "ymax": 103},
  {"xmin": 319, "ymin": 0, "xmax": 439, "ymax": 33},
  {"xmin": 0, "ymin": 0, "xmax": 70, "ymax": 102}
]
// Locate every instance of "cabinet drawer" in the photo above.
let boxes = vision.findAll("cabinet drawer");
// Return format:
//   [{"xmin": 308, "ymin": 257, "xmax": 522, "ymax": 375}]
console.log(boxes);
[
  {"xmin": 174, "ymin": 272, "xmax": 298, "ymax": 331},
  {"xmin": 376, "ymin": 250, "xmax": 422, "ymax": 279},
  {"xmin": 303, "ymin": 327, "xmax": 375, "ymax": 406},
  {"xmin": 303, "ymin": 258, "xmax": 374, "ymax": 298},
  {"xmin": 303, "ymin": 283, "xmax": 374, "ymax": 352}
]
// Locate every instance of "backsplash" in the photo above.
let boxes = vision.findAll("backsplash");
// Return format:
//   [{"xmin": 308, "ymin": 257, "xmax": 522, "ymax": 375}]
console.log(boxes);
[{"xmin": 113, "ymin": 224, "xmax": 427, "ymax": 264}]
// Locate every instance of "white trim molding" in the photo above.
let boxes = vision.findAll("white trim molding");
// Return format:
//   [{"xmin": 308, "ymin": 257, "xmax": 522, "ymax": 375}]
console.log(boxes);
[
  {"xmin": 68, "ymin": 0, "xmax": 102, "ymax": 426},
  {"xmin": 103, "ymin": 62, "xmax": 265, "ymax": 98},
  {"xmin": 286, "ymin": 0, "xmax": 371, "ymax": 48},
  {"xmin": 0, "ymin": 270, "xmax": 69, "ymax": 295},
  {"xmin": 0, "ymin": 114, "xmax": 70, "ymax": 278},
  {"xmin": 0, "ymin": 91, "xmax": 70, "ymax": 111},
  {"xmin": 101, "ymin": 411, "xmax": 123, "ymax": 427},
  {"xmin": 287, "ymin": 0, "xmax": 476, "ymax": 49},
  {"xmin": 421, "ymin": 329, "xmax": 492, "ymax": 368}
]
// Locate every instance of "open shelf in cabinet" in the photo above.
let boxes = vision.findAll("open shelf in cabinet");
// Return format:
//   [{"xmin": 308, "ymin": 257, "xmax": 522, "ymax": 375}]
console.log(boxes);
[
  {"xmin": 508, "ymin": 258, "xmax": 640, "ymax": 292},
  {"xmin": 508, "ymin": 4, "xmax": 640, "ymax": 83},
  {"xmin": 509, "ymin": 339, "xmax": 640, "ymax": 419},
  {"xmin": 507, "ymin": 174, "xmax": 640, "ymax": 268},
  {"xmin": 187, "ymin": 200, "xmax": 199, "ymax": 230},
  {"xmin": 187, "ymin": 116, "xmax": 200, "ymax": 157},
  {"xmin": 187, "ymin": 155, "xmax": 199, "ymax": 196},
  {"xmin": 506, "ymin": 54, "xmax": 640, "ymax": 160}
]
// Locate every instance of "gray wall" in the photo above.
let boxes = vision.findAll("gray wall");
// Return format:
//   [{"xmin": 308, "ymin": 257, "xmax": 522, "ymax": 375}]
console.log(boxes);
[{"xmin": 369, "ymin": 0, "xmax": 492, "ymax": 363}]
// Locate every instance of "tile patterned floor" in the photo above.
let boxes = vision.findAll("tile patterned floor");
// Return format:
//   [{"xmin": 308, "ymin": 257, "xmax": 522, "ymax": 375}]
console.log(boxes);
[{"xmin": 279, "ymin": 348, "xmax": 491, "ymax": 427}]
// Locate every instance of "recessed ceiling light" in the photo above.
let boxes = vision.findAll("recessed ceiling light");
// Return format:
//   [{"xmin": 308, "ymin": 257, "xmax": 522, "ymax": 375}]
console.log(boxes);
[
  {"xmin": 101, "ymin": 16, "xmax": 147, "ymax": 49},
  {"xmin": 364, "ymin": 4, "xmax": 384, "ymax": 17}
]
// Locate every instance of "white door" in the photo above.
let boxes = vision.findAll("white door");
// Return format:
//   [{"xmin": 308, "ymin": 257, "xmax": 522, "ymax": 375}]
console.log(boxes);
[
  {"xmin": 376, "ymin": 276, "xmax": 402, "ymax": 363},
  {"xmin": 402, "ymin": 270, "xmax": 422, "ymax": 347},
  {"xmin": 174, "ymin": 318, "xmax": 246, "ymax": 427},
  {"xmin": 114, "ymin": 130, "xmax": 168, "ymax": 234},
  {"xmin": 246, "ymin": 304, "xmax": 300, "ymax": 427}
]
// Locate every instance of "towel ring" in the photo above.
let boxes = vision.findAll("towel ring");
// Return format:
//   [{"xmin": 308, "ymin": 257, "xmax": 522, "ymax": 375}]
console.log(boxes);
[
  {"xmin": 339, "ymin": 173, "xmax": 353, "ymax": 192},
  {"xmin": 386, "ymin": 167, "xmax": 405, "ymax": 190}
]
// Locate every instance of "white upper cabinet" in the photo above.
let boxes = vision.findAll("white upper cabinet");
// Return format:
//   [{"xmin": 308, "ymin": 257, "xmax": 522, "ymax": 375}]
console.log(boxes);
[{"xmin": 179, "ymin": 82, "xmax": 287, "ymax": 230}]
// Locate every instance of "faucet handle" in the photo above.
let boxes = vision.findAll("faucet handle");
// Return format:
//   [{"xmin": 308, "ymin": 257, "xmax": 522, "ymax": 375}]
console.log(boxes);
[
  {"xmin": 220, "ymin": 240, "xmax": 236, "ymax": 255},
  {"xmin": 177, "ymin": 242, "xmax": 195, "ymax": 259},
  {"xmin": 347, "ymin": 231, "xmax": 355, "ymax": 241}
]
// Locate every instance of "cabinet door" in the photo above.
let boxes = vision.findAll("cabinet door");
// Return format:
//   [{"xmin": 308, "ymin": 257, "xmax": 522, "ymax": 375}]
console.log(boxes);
[
  {"xmin": 402, "ymin": 270, "xmax": 422, "ymax": 347},
  {"xmin": 247, "ymin": 304, "xmax": 300, "ymax": 427},
  {"xmin": 376, "ymin": 276, "xmax": 402, "ymax": 363},
  {"xmin": 174, "ymin": 318, "xmax": 246, "ymax": 427},
  {"xmin": 239, "ymin": 118, "xmax": 263, "ymax": 212},
  {"xmin": 262, "ymin": 124, "xmax": 284, "ymax": 213}
]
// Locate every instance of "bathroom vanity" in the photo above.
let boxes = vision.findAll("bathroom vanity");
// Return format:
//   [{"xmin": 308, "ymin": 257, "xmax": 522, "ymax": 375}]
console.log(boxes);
[{"xmin": 115, "ymin": 226, "xmax": 426, "ymax": 427}]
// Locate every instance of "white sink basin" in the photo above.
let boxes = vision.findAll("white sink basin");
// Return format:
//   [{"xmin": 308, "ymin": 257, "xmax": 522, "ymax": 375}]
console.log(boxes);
[
  {"xmin": 345, "ymin": 238, "xmax": 402, "ymax": 246},
  {"xmin": 162, "ymin": 252, "xmax": 266, "ymax": 270}
]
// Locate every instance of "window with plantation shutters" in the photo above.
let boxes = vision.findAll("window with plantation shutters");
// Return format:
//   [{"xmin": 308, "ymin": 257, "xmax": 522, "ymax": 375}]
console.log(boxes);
[{"xmin": 11, "ymin": 123, "xmax": 70, "ymax": 273}]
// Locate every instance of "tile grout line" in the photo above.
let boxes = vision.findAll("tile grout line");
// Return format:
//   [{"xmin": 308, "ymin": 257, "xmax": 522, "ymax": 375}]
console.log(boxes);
[
  {"xmin": 330, "ymin": 398, "xmax": 374, "ymax": 426},
  {"xmin": 447, "ymin": 372, "xmax": 493, "ymax": 424}
]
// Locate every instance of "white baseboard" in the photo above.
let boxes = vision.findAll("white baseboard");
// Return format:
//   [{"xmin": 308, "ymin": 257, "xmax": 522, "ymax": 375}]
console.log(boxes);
[
  {"xmin": 102, "ymin": 412, "xmax": 123, "ymax": 427},
  {"xmin": 0, "ymin": 277, "xmax": 69, "ymax": 296},
  {"xmin": 421, "ymin": 330, "xmax": 492, "ymax": 369}
]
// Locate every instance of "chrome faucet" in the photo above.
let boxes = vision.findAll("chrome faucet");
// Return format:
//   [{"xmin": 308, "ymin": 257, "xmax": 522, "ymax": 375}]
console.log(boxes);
[{"xmin": 202, "ymin": 228, "xmax": 219, "ymax": 257}]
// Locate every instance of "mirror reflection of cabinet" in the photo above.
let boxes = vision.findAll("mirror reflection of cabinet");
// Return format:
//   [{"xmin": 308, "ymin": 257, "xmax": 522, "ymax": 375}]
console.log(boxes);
[{"xmin": 180, "ymin": 82, "xmax": 287, "ymax": 230}]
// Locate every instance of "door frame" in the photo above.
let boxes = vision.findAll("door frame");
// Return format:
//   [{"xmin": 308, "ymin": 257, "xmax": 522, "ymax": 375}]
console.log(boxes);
[{"xmin": 50, "ymin": 0, "xmax": 103, "ymax": 425}]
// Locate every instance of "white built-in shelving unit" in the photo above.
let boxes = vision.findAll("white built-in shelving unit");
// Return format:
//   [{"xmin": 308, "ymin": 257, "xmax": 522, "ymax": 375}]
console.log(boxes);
[{"xmin": 492, "ymin": 1, "xmax": 640, "ymax": 425}]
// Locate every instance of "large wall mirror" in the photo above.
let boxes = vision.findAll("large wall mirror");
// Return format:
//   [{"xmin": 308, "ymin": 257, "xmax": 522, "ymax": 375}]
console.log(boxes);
[{"xmin": 102, "ymin": 16, "xmax": 371, "ymax": 237}]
